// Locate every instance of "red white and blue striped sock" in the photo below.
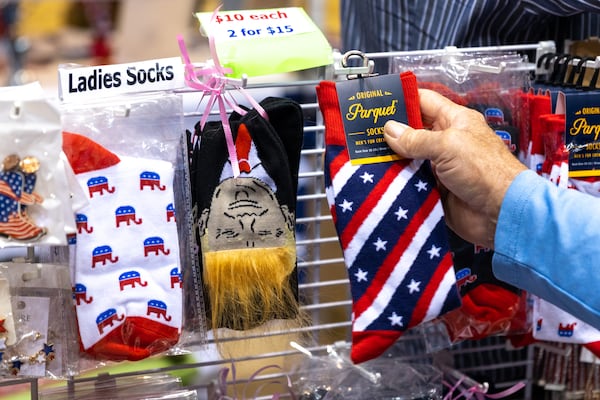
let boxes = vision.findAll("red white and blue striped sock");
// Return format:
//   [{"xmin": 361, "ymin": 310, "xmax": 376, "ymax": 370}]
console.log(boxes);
[{"xmin": 316, "ymin": 72, "xmax": 461, "ymax": 364}]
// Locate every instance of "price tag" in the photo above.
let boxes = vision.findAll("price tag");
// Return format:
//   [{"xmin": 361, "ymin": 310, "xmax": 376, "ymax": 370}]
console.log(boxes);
[
  {"xmin": 196, "ymin": 7, "xmax": 315, "ymax": 41},
  {"xmin": 194, "ymin": 7, "xmax": 333, "ymax": 77}
]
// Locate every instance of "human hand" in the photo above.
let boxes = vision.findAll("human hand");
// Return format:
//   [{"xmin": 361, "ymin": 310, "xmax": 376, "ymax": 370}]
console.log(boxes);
[{"xmin": 383, "ymin": 89, "xmax": 527, "ymax": 249}]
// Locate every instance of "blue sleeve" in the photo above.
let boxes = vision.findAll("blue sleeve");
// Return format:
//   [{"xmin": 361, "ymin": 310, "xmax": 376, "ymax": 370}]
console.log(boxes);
[{"xmin": 492, "ymin": 170, "xmax": 600, "ymax": 329}]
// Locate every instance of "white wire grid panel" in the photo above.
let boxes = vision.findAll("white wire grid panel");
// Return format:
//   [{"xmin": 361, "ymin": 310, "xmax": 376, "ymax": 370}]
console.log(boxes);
[{"xmin": 0, "ymin": 62, "xmax": 537, "ymax": 399}]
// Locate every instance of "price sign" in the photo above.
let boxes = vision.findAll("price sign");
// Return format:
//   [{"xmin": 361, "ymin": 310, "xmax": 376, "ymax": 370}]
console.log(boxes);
[
  {"xmin": 196, "ymin": 7, "xmax": 316, "ymax": 41},
  {"xmin": 194, "ymin": 7, "xmax": 332, "ymax": 78}
]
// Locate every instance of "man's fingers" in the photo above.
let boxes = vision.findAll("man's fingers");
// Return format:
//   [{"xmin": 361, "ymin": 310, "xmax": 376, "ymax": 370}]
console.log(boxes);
[{"xmin": 383, "ymin": 120, "xmax": 442, "ymax": 160}]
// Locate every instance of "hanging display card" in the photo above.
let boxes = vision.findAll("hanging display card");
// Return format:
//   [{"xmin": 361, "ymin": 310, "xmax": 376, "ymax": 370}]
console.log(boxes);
[
  {"xmin": 335, "ymin": 74, "xmax": 408, "ymax": 165},
  {"xmin": 58, "ymin": 57, "xmax": 186, "ymax": 102},
  {"xmin": 556, "ymin": 91, "xmax": 600, "ymax": 177},
  {"xmin": 195, "ymin": 7, "xmax": 332, "ymax": 78}
]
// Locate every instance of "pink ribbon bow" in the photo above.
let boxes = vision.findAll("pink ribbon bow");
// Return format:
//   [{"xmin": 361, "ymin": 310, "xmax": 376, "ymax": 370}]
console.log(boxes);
[
  {"xmin": 443, "ymin": 375, "xmax": 526, "ymax": 400},
  {"xmin": 177, "ymin": 6, "xmax": 268, "ymax": 178}
]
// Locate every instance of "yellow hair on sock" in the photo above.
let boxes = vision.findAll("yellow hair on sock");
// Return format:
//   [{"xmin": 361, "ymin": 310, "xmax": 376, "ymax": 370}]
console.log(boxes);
[{"xmin": 203, "ymin": 245, "xmax": 299, "ymax": 333}]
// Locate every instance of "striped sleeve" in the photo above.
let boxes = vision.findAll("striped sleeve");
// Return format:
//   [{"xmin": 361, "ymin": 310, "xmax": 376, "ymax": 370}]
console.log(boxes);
[
  {"xmin": 340, "ymin": 0, "xmax": 600, "ymax": 55},
  {"xmin": 521, "ymin": 0, "xmax": 600, "ymax": 16}
]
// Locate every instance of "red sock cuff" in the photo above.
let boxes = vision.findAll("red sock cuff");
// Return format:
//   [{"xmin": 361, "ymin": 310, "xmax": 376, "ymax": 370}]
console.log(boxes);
[
  {"xmin": 316, "ymin": 81, "xmax": 347, "ymax": 147},
  {"xmin": 530, "ymin": 94, "xmax": 552, "ymax": 155},
  {"xmin": 400, "ymin": 72, "xmax": 423, "ymax": 129}
]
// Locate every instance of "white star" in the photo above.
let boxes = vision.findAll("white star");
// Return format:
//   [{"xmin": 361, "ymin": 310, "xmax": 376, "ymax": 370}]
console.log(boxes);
[
  {"xmin": 360, "ymin": 171, "xmax": 374, "ymax": 184},
  {"xmin": 339, "ymin": 199, "xmax": 353, "ymax": 212},
  {"xmin": 34, "ymin": 352, "xmax": 46, "ymax": 364},
  {"xmin": 407, "ymin": 279, "xmax": 421, "ymax": 294},
  {"xmin": 415, "ymin": 180, "xmax": 428, "ymax": 192},
  {"xmin": 0, "ymin": 337, "xmax": 5, "ymax": 350},
  {"xmin": 354, "ymin": 268, "xmax": 368, "ymax": 282},
  {"xmin": 373, "ymin": 237, "xmax": 387, "ymax": 251},
  {"xmin": 394, "ymin": 206, "xmax": 408, "ymax": 221},
  {"xmin": 388, "ymin": 312, "xmax": 403, "ymax": 327},
  {"xmin": 427, "ymin": 244, "xmax": 441, "ymax": 259}
]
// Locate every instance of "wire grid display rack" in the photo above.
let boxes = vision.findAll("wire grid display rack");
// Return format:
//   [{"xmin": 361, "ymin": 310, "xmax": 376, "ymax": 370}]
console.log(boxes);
[{"xmin": 0, "ymin": 53, "xmax": 539, "ymax": 399}]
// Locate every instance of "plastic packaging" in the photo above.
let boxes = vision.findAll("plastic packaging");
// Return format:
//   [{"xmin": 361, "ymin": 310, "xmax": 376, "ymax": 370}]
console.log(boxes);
[
  {"xmin": 293, "ymin": 342, "xmax": 443, "ymax": 399},
  {"xmin": 0, "ymin": 82, "xmax": 73, "ymax": 246},
  {"xmin": 58, "ymin": 91, "xmax": 205, "ymax": 363},
  {"xmin": 0, "ymin": 262, "xmax": 79, "ymax": 379}
]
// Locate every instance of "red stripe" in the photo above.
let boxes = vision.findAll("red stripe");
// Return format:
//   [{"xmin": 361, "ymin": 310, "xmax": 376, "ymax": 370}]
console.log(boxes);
[
  {"xmin": 408, "ymin": 251, "xmax": 454, "ymax": 328},
  {"xmin": 339, "ymin": 162, "xmax": 404, "ymax": 250},
  {"xmin": 0, "ymin": 181, "xmax": 18, "ymax": 201},
  {"xmin": 329, "ymin": 203, "xmax": 337, "ymax": 224},
  {"xmin": 328, "ymin": 148, "xmax": 349, "ymax": 183},
  {"xmin": 352, "ymin": 189, "xmax": 440, "ymax": 318},
  {"xmin": 0, "ymin": 214, "xmax": 41, "ymax": 237}
]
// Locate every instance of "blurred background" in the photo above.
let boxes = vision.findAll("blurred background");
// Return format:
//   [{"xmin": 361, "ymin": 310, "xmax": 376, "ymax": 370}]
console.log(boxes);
[{"xmin": 0, "ymin": 0, "xmax": 341, "ymax": 89}]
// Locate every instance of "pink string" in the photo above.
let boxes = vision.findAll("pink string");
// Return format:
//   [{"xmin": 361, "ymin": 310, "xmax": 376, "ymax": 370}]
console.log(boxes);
[
  {"xmin": 178, "ymin": 33, "xmax": 241, "ymax": 177},
  {"xmin": 177, "ymin": 6, "xmax": 269, "ymax": 178},
  {"xmin": 216, "ymin": 363, "xmax": 296, "ymax": 400},
  {"xmin": 443, "ymin": 377, "xmax": 526, "ymax": 400}
]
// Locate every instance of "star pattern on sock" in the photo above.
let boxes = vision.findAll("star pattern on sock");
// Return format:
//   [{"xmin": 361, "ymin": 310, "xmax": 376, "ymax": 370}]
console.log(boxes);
[
  {"xmin": 388, "ymin": 312, "xmax": 403, "ymax": 327},
  {"xmin": 318, "ymin": 72, "xmax": 461, "ymax": 364},
  {"xmin": 360, "ymin": 171, "xmax": 374, "ymax": 183},
  {"xmin": 339, "ymin": 199, "xmax": 353, "ymax": 213},
  {"xmin": 427, "ymin": 244, "xmax": 442, "ymax": 259},
  {"xmin": 407, "ymin": 279, "xmax": 421, "ymax": 294},
  {"xmin": 394, "ymin": 206, "xmax": 408, "ymax": 221},
  {"xmin": 373, "ymin": 237, "xmax": 387, "ymax": 251},
  {"xmin": 0, "ymin": 318, "xmax": 6, "ymax": 334},
  {"xmin": 415, "ymin": 180, "xmax": 428, "ymax": 192},
  {"xmin": 354, "ymin": 268, "xmax": 368, "ymax": 282}
]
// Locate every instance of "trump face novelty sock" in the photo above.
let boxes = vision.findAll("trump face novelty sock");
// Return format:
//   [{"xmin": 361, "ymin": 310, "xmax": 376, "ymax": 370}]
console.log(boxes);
[
  {"xmin": 317, "ymin": 72, "xmax": 461, "ymax": 364},
  {"xmin": 191, "ymin": 97, "xmax": 304, "ymax": 334},
  {"xmin": 63, "ymin": 132, "xmax": 182, "ymax": 361}
]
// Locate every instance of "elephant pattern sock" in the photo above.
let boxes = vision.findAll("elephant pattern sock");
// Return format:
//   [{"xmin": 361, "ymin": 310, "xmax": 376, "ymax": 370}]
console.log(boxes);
[{"xmin": 62, "ymin": 132, "xmax": 182, "ymax": 361}]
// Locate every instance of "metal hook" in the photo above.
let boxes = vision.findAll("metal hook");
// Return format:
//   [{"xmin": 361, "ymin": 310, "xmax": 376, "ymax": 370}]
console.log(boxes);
[
  {"xmin": 587, "ymin": 58, "xmax": 600, "ymax": 90},
  {"xmin": 564, "ymin": 56, "xmax": 583, "ymax": 87},
  {"xmin": 535, "ymin": 52, "xmax": 556, "ymax": 83},
  {"xmin": 549, "ymin": 54, "xmax": 572, "ymax": 86},
  {"xmin": 575, "ymin": 57, "xmax": 596, "ymax": 89},
  {"xmin": 334, "ymin": 50, "xmax": 376, "ymax": 79}
]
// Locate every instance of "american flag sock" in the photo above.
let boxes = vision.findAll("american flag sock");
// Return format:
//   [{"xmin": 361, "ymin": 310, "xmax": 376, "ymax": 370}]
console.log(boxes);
[{"xmin": 316, "ymin": 72, "xmax": 461, "ymax": 364}]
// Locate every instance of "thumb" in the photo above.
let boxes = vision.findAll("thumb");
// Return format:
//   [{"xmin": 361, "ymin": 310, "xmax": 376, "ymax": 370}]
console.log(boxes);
[{"xmin": 383, "ymin": 120, "xmax": 442, "ymax": 160}]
